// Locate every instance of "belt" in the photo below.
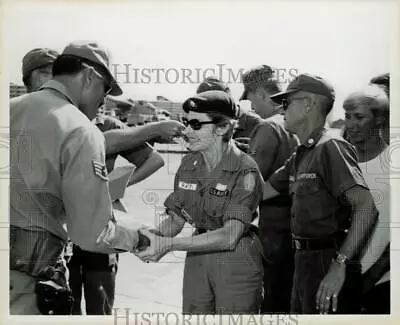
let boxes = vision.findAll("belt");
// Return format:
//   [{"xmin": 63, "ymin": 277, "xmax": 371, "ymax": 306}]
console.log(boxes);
[
  {"xmin": 10, "ymin": 226, "xmax": 66, "ymax": 277},
  {"xmin": 292, "ymin": 237, "xmax": 339, "ymax": 250}
]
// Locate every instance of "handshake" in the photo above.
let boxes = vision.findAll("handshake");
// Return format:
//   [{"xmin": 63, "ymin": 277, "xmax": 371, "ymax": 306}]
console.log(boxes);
[{"xmin": 134, "ymin": 228, "xmax": 171, "ymax": 263}]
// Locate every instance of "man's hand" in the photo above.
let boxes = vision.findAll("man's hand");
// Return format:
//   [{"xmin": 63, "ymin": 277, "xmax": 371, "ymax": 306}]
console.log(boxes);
[
  {"xmin": 316, "ymin": 262, "xmax": 346, "ymax": 314},
  {"xmin": 154, "ymin": 120, "xmax": 185, "ymax": 142},
  {"xmin": 134, "ymin": 228, "xmax": 171, "ymax": 262}
]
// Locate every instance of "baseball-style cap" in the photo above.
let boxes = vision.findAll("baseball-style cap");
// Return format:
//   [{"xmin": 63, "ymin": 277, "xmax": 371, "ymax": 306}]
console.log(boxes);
[
  {"xmin": 240, "ymin": 65, "xmax": 274, "ymax": 100},
  {"xmin": 22, "ymin": 48, "xmax": 59, "ymax": 80},
  {"xmin": 270, "ymin": 73, "xmax": 335, "ymax": 104},
  {"xmin": 197, "ymin": 77, "xmax": 231, "ymax": 94},
  {"xmin": 183, "ymin": 90, "xmax": 238, "ymax": 119},
  {"xmin": 61, "ymin": 41, "xmax": 122, "ymax": 96}
]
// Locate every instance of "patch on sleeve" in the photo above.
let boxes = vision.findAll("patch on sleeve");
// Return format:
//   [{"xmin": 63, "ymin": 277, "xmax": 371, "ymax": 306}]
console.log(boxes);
[
  {"xmin": 243, "ymin": 172, "xmax": 256, "ymax": 192},
  {"xmin": 92, "ymin": 160, "xmax": 108, "ymax": 180}
]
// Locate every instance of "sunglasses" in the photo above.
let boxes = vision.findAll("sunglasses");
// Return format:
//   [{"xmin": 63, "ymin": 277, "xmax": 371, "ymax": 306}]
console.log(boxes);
[
  {"xmin": 81, "ymin": 62, "xmax": 112, "ymax": 95},
  {"xmin": 180, "ymin": 117, "xmax": 217, "ymax": 131},
  {"xmin": 281, "ymin": 97, "xmax": 309, "ymax": 111}
]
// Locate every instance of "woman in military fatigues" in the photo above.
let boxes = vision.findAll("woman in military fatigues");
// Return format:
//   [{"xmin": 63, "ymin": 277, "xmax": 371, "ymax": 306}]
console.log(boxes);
[{"xmin": 137, "ymin": 90, "xmax": 264, "ymax": 314}]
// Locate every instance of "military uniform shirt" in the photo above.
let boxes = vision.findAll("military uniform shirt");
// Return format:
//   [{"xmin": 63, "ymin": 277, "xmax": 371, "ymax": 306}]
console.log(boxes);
[
  {"xmin": 164, "ymin": 143, "xmax": 262, "ymax": 230},
  {"xmin": 269, "ymin": 128, "xmax": 368, "ymax": 237},
  {"xmin": 248, "ymin": 114, "xmax": 298, "ymax": 230},
  {"xmin": 94, "ymin": 114, "xmax": 153, "ymax": 172},
  {"xmin": 10, "ymin": 80, "xmax": 114, "ymax": 252}
]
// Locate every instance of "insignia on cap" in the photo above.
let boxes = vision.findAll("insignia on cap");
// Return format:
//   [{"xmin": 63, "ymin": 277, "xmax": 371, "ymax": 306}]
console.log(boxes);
[
  {"xmin": 307, "ymin": 138, "xmax": 314, "ymax": 145},
  {"xmin": 188, "ymin": 100, "xmax": 197, "ymax": 109},
  {"xmin": 92, "ymin": 160, "xmax": 108, "ymax": 181}
]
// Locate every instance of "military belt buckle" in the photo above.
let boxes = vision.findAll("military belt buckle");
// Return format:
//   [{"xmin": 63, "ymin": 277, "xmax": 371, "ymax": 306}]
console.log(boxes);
[{"xmin": 294, "ymin": 239, "xmax": 301, "ymax": 250}]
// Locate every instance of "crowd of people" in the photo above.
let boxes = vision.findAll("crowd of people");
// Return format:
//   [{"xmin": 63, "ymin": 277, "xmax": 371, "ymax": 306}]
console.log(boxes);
[{"xmin": 9, "ymin": 41, "xmax": 390, "ymax": 316}]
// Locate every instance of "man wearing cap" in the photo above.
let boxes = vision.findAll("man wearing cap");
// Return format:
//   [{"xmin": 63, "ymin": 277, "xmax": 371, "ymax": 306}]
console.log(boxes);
[
  {"xmin": 240, "ymin": 65, "xmax": 299, "ymax": 313},
  {"xmin": 22, "ymin": 48, "xmax": 59, "ymax": 93},
  {"xmin": 68, "ymin": 104, "xmax": 166, "ymax": 315},
  {"xmin": 261, "ymin": 73, "xmax": 378, "ymax": 314},
  {"xmin": 136, "ymin": 90, "xmax": 264, "ymax": 314},
  {"xmin": 10, "ymin": 41, "xmax": 151, "ymax": 315}
]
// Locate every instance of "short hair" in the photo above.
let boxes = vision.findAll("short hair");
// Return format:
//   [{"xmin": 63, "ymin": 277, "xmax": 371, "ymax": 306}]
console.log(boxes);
[
  {"xmin": 315, "ymin": 94, "xmax": 334, "ymax": 117},
  {"xmin": 249, "ymin": 78, "xmax": 281, "ymax": 95},
  {"xmin": 206, "ymin": 112, "xmax": 237, "ymax": 142},
  {"xmin": 22, "ymin": 63, "xmax": 53, "ymax": 88},
  {"xmin": 343, "ymin": 85, "xmax": 389, "ymax": 127},
  {"xmin": 52, "ymin": 55, "xmax": 110, "ymax": 83}
]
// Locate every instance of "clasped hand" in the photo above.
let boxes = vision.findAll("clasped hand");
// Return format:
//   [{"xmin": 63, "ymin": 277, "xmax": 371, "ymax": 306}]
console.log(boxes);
[{"xmin": 134, "ymin": 228, "xmax": 171, "ymax": 263}]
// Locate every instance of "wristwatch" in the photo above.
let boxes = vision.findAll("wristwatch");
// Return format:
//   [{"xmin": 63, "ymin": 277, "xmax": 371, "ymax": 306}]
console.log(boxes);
[{"xmin": 334, "ymin": 252, "xmax": 349, "ymax": 265}]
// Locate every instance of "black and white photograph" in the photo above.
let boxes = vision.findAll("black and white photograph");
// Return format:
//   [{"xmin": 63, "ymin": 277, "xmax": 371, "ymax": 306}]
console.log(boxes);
[{"xmin": 2, "ymin": 0, "xmax": 399, "ymax": 323}]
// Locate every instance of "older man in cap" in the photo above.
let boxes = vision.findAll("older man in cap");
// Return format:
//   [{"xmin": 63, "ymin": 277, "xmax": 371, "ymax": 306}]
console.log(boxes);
[
  {"xmin": 240, "ymin": 65, "xmax": 299, "ymax": 313},
  {"xmin": 10, "ymin": 41, "xmax": 151, "ymax": 315},
  {"xmin": 262, "ymin": 73, "xmax": 378, "ymax": 314},
  {"xmin": 22, "ymin": 48, "xmax": 59, "ymax": 93}
]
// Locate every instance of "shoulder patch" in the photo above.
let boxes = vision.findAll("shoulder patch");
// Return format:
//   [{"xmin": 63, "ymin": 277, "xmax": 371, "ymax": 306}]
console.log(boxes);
[
  {"xmin": 92, "ymin": 160, "xmax": 108, "ymax": 180},
  {"xmin": 243, "ymin": 172, "xmax": 256, "ymax": 192}
]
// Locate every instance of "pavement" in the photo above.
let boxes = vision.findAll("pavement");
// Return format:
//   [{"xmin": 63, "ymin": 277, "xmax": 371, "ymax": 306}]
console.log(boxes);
[{"xmin": 112, "ymin": 147, "xmax": 188, "ymax": 314}]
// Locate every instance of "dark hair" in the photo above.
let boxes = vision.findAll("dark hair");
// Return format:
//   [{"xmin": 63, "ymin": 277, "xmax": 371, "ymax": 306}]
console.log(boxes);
[
  {"xmin": 52, "ymin": 55, "xmax": 110, "ymax": 83},
  {"xmin": 206, "ymin": 112, "xmax": 236, "ymax": 142},
  {"xmin": 248, "ymin": 78, "xmax": 281, "ymax": 96},
  {"xmin": 370, "ymin": 73, "xmax": 390, "ymax": 98}
]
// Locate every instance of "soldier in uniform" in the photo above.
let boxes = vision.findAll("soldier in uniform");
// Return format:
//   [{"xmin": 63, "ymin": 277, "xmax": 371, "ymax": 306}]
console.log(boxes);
[
  {"xmin": 262, "ymin": 74, "xmax": 378, "ymax": 314},
  {"xmin": 68, "ymin": 111, "xmax": 165, "ymax": 315},
  {"xmin": 137, "ymin": 91, "xmax": 264, "ymax": 314},
  {"xmin": 241, "ymin": 65, "xmax": 299, "ymax": 313},
  {"xmin": 10, "ymin": 41, "xmax": 150, "ymax": 315},
  {"xmin": 22, "ymin": 48, "xmax": 59, "ymax": 93}
]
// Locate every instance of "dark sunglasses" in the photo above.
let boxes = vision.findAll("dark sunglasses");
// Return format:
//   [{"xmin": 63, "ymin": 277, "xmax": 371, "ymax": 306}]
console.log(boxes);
[{"xmin": 180, "ymin": 117, "xmax": 217, "ymax": 131}]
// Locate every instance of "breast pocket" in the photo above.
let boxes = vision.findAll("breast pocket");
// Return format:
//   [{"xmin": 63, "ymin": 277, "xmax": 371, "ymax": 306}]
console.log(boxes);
[
  {"xmin": 200, "ymin": 190, "xmax": 229, "ymax": 229},
  {"xmin": 290, "ymin": 179, "xmax": 326, "ymax": 221}
]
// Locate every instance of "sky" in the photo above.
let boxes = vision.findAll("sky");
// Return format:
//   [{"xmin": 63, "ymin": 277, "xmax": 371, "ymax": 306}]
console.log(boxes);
[{"xmin": 2, "ymin": 0, "xmax": 397, "ymax": 122}]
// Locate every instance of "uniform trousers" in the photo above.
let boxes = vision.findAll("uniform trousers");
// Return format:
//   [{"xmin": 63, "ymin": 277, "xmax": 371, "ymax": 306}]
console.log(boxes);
[
  {"xmin": 67, "ymin": 245, "xmax": 118, "ymax": 315},
  {"xmin": 182, "ymin": 235, "xmax": 263, "ymax": 314},
  {"xmin": 291, "ymin": 248, "xmax": 362, "ymax": 314}
]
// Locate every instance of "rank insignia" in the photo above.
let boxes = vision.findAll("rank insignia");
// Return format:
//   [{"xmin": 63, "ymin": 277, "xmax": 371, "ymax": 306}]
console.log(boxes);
[{"xmin": 92, "ymin": 160, "xmax": 108, "ymax": 181}]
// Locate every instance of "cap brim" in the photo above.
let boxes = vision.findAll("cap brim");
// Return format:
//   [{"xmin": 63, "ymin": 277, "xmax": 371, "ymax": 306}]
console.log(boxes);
[
  {"xmin": 108, "ymin": 75, "xmax": 123, "ymax": 96},
  {"xmin": 239, "ymin": 89, "xmax": 248, "ymax": 101},
  {"xmin": 270, "ymin": 89, "xmax": 298, "ymax": 104}
]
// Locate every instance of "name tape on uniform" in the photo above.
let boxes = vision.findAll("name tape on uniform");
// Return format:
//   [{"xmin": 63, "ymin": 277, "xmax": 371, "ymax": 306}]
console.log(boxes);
[
  {"xmin": 178, "ymin": 181, "xmax": 197, "ymax": 191},
  {"xmin": 92, "ymin": 160, "xmax": 108, "ymax": 181}
]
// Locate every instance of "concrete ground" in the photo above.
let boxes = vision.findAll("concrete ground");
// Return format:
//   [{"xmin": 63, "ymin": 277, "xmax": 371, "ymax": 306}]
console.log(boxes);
[{"xmin": 112, "ymin": 147, "xmax": 188, "ymax": 314}]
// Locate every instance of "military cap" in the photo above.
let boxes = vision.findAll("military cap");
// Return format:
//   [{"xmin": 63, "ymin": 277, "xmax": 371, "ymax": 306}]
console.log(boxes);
[
  {"xmin": 61, "ymin": 41, "xmax": 122, "ymax": 96},
  {"xmin": 183, "ymin": 90, "xmax": 238, "ymax": 119},
  {"xmin": 22, "ymin": 48, "xmax": 59, "ymax": 80},
  {"xmin": 240, "ymin": 65, "xmax": 275, "ymax": 100},
  {"xmin": 197, "ymin": 77, "xmax": 231, "ymax": 94},
  {"xmin": 270, "ymin": 73, "xmax": 335, "ymax": 104}
]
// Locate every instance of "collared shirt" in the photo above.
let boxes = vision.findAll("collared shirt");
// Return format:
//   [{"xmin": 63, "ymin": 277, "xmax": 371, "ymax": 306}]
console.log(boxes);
[
  {"xmin": 248, "ymin": 114, "xmax": 299, "ymax": 231},
  {"xmin": 10, "ymin": 80, "xmax": 114, "ymax": 252},
  {"xmin": 269, "ymin": 128, "xmax": 368, "ymax": 237},
  {"xmin": 164, "ymin": 142, "xmax": 262, "ymax": 230},
  {"xmin": 94, "ymin": 114, "xmax": 153, "ymax": 172},
  {"xmin": 233, "ymin": 111, "xmax": 262, "ymax": 139}
]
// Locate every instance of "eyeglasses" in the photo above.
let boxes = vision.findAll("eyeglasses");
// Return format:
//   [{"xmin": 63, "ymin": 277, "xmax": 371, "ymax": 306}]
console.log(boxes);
[
  {"xmin": 282, "ymin": 97, "xmax": 309, "ymax": 110},
  {"xmin": 81, "ymin": 62, "xmax": 112, "ymax": 95},
  {"xmin": 180, "ymin": 117, "xmax": 217, "ymax": 131}
]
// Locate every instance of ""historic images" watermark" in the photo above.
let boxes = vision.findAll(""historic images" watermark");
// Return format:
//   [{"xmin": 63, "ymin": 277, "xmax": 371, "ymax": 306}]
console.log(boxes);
[{"xmin": 111, "ymin": 64, "xmax": 299, "ymax": 86}]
